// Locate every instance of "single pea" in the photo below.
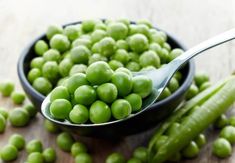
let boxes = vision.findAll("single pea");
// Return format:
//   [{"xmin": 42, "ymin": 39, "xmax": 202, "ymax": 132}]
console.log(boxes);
[
  {"xmin": 26, "ymin": 139, "xmax": 43, "ymax": 153},
  {"xmin": 69, "ymin": 64, "xmax": 87, "ymax": 75},
  {"xmin": 70, "ymin": 45, "xmax": 91, "ymax": 64},
  {"xmin": 34, "ymin": 40, "xmax": 49, "ymax": 56},
  {"xmin": 9, "ymin": 134, "xmax": 25, "ymax": 150},
  {"xmin": 42, "ymin": 61, "xmax": 60, "ymax": 82},
  {"xmin": 116, "ymin": 40, "xmax": 129, "ymax": 50},
  {"xmin": 165, "ymin": 122, "xmax": 180, "ymax": 136},
  {"xmin": 115, "ymin": 67, "xmax": 132, "ymax": 77},
  {"xmin": 74, "ymin": 85, "xmax": 96, "ymax": 106},
  {"xmin": 111, "ymin": 72, "xmax": 133, "ymax": 97},
  {"xmin": 91, "ymin": 29, "xmax": 107, "ymax": 43},
  {"xmin": 27, "ymin": 152, "xmax": 44, "ymax": 163},
  {"xmin": 43, "ymin": 49, "xmax": 61, "ymax": 63},
  {"xmin": 44, "ymin": 119, "xmax": 60, "ymax": 133},
  {"xmin": 168, "ymin": 48, "xmax": 184, "ymax": 61},
  {"xmin": 117, "ymin": 18, "xmax": 130, "ymax": 26},
  {"xmin": 185, "ymin": 84, "xmax": 199, "ymax": 100},
  {"xmin": 0, "ymin": 81, "xmax": 15, "ymax": 97},
  {"xmin": 106, "ymin": 152, "xmax": 125, "ymax": 163},
  {"xmin": 149, "ymin": 43, "xmax": 161, "ymax": 54},
  {"xmin": 137, "ymin": 19, "xmax": 152, "ymax": 28},
  {"xmin": 50, "ymin": 86, "xmax": 70, "ymax": 102},
  {"xmin": 65, "ymin": 73, "xmax": 89, "ymax": 94},
  {"xmin": 56, "ymin": 132, "xmax": 75, "ymax": 152},
  {"xmin": 129, "ymin": 52, "xmax": 139, "ymax": 62},
  {"xmin": 95, "ymin": 22, "xmax": 107, "ymax": 31},
  {"xmin": 212, "ymin": 138, "xmax": 232, "ymax": 158},
  {"xmin": 30, "ymin": 57, "xmax": 45, "ymax": 69},
  {"xmin": 9, "ymin": 108, "xmax": 30, "ymax": 127},
  {"xmin": 107, "ymin": 22, "xmax": 128, "ymax": 40},
  {"xmin": 181, "ymin": 141, "xmax": 199, "ymax": 158},
  {"xmin": 126, "ymin": 62, "xmax": 141, "ymax": 72},
  {"xmin": 139, "ymin": 50, "xmax": 160, "ymax": 68},
  {"xmin": 127, "ymin": 158, "xmax": 141, "ymax": 163},
  {"xmin": 133, "ymin": 147, "xmax": 148, "ymax": 163},
  {"xmin": 75, "ymin": 153, "xmax": 92, "ymax": 163},
  {"xmin": 71, "ymin": 142, "xmax": 87, "ymax": 157},
  {"xmin": 129, "ymin": 34, "xmax": 148, "ymax": 53},
  {"xmin": 163, "ymin": 42, "xmax": 171, "ymax": 52},
  {"xmin": 158, "ymin": 87, "xmax": 171, "ymax": 100},
  {"xmin": 69, "ymin": 104, "xmax": 89, "ymax": 124},
  {"xmin": 136, "ymin": 24, "xmax": 150, "ymax": 38},
  {"xmin": 82, "ymin": 20, "xmax": 96, "ymax": 33},
  {"xmin": 220, "ymin": 126, "xmax": 235, "ymax": 144},
  {"xmin": 214, "ymin": 114, "xmax": 228, "ymax": 129},
  {"xmin": 128, "ymin": 24, "xmax": 138, "ymax": 35},
  {"xmin": 0, "ymin": 107, "xmax": 8, "ymax": 119},
  {"xmin": 0, "ymin": 145, "xmax": 18, "ymax": 161},
  {"xmin": 89, "ymin": 100, "xmax": 111, "ymax": 124},
  {"xmin": 150, "ymin": 31, "xmax": 165, "ymax": 46},
  {"xmin": 50, "ymin": 99, "xmax": 72, "ymax": 120},
  {"xmin": 113, "ymin": 49, "xmax": 130, "ymax": 64},
  {"xmin": 86, "ymin": 61, "xmax": 113, "ymax": 85},
  {"xmin": 173, "ymin": 71, "xmax": 182, "ymax": 81},
  {"xmin": 154, "ymin": 135, "xmax": 168, "ymax": 151},
  {"xmin": 194, "ymin": 72, "xmax": 209, "ymax": 87},
  {"xmin": 33, "ymin": 77, "xmax": 52, "ymax": 95},
  {"xmin": 194, "ymin": 134, "xmax": 206, "ymax": 148},
  {"xmin": 72, "ymin": 38, "xmax": 92, "ymax": 49},
  {"xmin": 98, "ymin": 37, "xmax": 116, "ymax": 57},
  {"xmin": 109, "ymin": 60, "xmax": 124, "ymax": 70},
  {"xmin": 27, "ymin": 68, "xmax": 42, "ymax": 83},
  {"xmin": 97, "ymin": 83, "xmax": 118, "ymax": 103},
  {"xmin": 46, "ymin": 24, "xmax": 63, "ymax": 40},
  {"xmin": 59, "ymin": 58, "xmax": 73, "ymax": 77},
  {"xmin": 229, "ymin": 116, "xmax": 235, "ymax": 126},
  {"xmin": 199, "ymin": 82, "xmax": 211, "ymax": 92},
  {"xmin": 125, "ymin": 93, "xmax": 142, "ymax": 112},
  {"xmin": 88, "ymin": 53, "xmax": 108, "ymax": 65},
  {"xmin": 132, "ymin": 75, "xmax": 153, "ymax": 98},
  {"xmin": 57, "ymin": 77, "xmax": 69, "ymax": 87},
  {"xmin": 111, "ymin": 99, "xmax": 131, "ymax": 120},
  {"xmin": 43, "ymin": 148, "xmax": 56, "ymax": 163},
  {"xmin": 0, "ymin": 114, "xmax": 6, "ymax": 133},
  {"xmin": 11, "ymin": 91, "xmax": 26, "ymax": 104},
  {"xmin": 158, "ymin": 48, "xmax": 169, "ymax": 64},
  {"xmin": 64, "ymin": 25, "xmax": 80, "ymax": 41},
  {"xmin": 167, "ymin": 77, "xmax": 179, "ymax": 93}
]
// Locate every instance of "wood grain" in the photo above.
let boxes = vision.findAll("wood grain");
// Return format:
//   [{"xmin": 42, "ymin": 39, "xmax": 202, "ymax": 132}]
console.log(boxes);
[{"xmin": 0, "ymin": 0, "xmax": 235, "ymax": 162}]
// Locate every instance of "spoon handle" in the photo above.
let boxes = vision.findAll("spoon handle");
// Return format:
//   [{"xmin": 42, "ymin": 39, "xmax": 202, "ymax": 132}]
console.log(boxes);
[{"xmin": 171, "ymin": 28, "xmax": 235, "ymax": 68}]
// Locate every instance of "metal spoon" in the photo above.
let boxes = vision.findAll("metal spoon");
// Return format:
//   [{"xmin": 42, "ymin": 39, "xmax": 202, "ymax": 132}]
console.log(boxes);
[{"xmin": 41, "ymin": 28, "xmax": 235, "ymax": 127}]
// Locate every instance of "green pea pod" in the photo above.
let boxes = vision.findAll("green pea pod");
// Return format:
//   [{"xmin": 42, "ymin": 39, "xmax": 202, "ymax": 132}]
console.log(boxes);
[{"xmin": 149, "ymin": 76, "xmax": 235, "ymax": 163}]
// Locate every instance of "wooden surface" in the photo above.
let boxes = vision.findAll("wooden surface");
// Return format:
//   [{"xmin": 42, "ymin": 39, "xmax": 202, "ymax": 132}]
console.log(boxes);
[{"xmin": 1, "ymin": 0, "xmax": 235, "ymax": 162}]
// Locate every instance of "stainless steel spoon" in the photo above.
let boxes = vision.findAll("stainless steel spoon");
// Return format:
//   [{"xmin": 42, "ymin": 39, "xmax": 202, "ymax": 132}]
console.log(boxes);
[{"xmin": 41, "ymin": 28, "xmax": 235, "ymax": 127}]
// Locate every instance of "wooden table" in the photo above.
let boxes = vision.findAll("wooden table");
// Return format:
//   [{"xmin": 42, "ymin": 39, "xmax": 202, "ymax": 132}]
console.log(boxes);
[{"xmin": 1, "ymin": 0, "xmax": 235, "ymax": 162}]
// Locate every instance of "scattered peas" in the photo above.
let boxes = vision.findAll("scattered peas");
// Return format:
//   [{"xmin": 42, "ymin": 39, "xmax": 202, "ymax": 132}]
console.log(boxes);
[
  {"xmin": 23, "ymin": 104, "xmax": 37, "ymax": 118},
  {"xmin": 9, "ymin": 134, "xmax": 25, "ymax": 150},
  {"xmin": 49, "ymin": 99, "xmax": 72, "ymax": 120},
  {"xmin": 43, "ymin": 148, "xmax": 56, "ymax": 163},
  {"xmin": 106, "ymin": 152, "xmax": 125, "ymax": 163},
  {"xmin": 56, "ymin": 132, "xmax": 74, "ymax": 152},
  {"xmin": 0, "ymin": 114, "xmax": 6, "ymax": 133},
  {"xmin": 27, "ymin": 152, "xmax": 44, "ymax": 163},
  {"xmin": 75, "ymin": 153, "xmax": 92, "ymax": 163},
  {"xmin": 0, "ymin": 144, "xmax": 18, "ymax": 161},
  {"xmin": 71, "ymin": 142, "xmax": 87, "ymax": 157},
  {"xmin": 220, "ymin": 126, "xmax": 235, "ymax": 144},
  {"xmin": 0, "ymin": 107, "xmax": 8, "ymax": 119},
  {"xmin": 26, "ymin": 139, "xmax": 43, "ymax": 153},
  {"xmin": 0, "ymin": 81, "xmax": 15, "ymax": 97},
  {"xmin": 9, "ymin": 108, "xmax": 30, "ymax": 127},
  {"xmin": 212, "ymin": 138, "xmax": 232, "ymax": 158},
  {"xmin": 181, "ymin": 141, "xmax": 199, "ymax": 158},
  {"xmin": 11, "ymin": 91, "xmax": 26, "ymax": 104},
  {"xmin": 44, "ymin": 119, "xmax": 60, "ymax": 133}
]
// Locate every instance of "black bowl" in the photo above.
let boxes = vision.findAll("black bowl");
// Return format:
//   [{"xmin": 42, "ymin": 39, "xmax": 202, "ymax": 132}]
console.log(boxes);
[{"xmin": 17, "ymin": 21, "xmax": 195, "ymax": 138}]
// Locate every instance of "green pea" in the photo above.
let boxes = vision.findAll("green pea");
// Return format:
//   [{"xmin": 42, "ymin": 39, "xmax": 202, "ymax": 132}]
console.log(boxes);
[
  {"xmin": 69, "ymin": 64, "xmax": 87, "ymax": 75},
  {"xmin": 125, "ymin": 93, "xmax": 142, "ymax": 112},
  {"xmin": 136, "ymin": 24, "xmax": 150, "ymax": 38},
  {"xmin": 117, "ymin": 19, "xmax": 130, "ymax": 26},
  {"xmin": 59, "ymin": 58, "xmax": 73, "ymax": 77},
  {"xmin": 43, "ymin": 148, "xmax": 56, "ymax": 163},
  {"xmin": 46, "ymin": 24, "xmax": 63, "ymax": 40},
  {"xmin": 72, "ymin": 38, "xmax": 92, "ymax": 49},
  {"xmin": 44, "ymin": 119, "xmax": 60, "ymax": 133},
  {"xmin": 88, "ymin": 53, "xmax": 107, "ymax": 65},
  {"xmin": 70, "ymin": 46, "xmax": 91, "ymax": 64},
  {"xmin": 126, "ymin": 62, "xmax": 141, "ymax": 71},
  {"xmin": 11, "ymin": 91, "xmax": 26, "ymax": 104},
  {"xmin": 109, "ymin": 60, "xmax": 124, "ymax": 70},
  {"xmin": 168, "ymin": 48, "xmax": 184, "ymax": 61},
  {"xmin": 26, "ymin": 139, "xmax": 43, "ymax": 153},
  {"xmin": 74, "ymin": 85, "xmax": 96, "ymax": 106},
  {"xmin": 150, "ymin": 31, "xmax": 165, "ymax": 46},
  {"xmin": 194, "ymin": 72, "xmax": 209, "ymax": 87},
  {"xmin": 163, "ymin": 42, "xmax": 171, "ymax": 52},
  {"xmin": 9, "ymin": 134, "xmax": 25, "ymax": 150},
  {"xmin": 97, "ymin": 83, "xmax": 118, "ymax": 103},
  {"xmin": 86, "ymin": 61, "xmax": 113, "ymax": 85},
  {"xmin": 115, "ymin": 67, "xmax": 132, "ymax": 77},
  {"xmin": 107, "ymin": 22, "xmax": 128, "ymax": 40},
  {"xmin": 127, "ymin": 158, "xmax": 141, "ymax": 163},
  {"xmin": 89, "ymin": 100, "xmax": 111, "ymax": 124},
  {"xmin": 43, "ymin": 49, "xmax": 61, "ymax": 63},
  {"xmin": 149, "ymin": 42, "xmax": 161, "ymax": 54},
  {"xmin": 140, "ymin": 50, "xmax": 160, "ymax": 68},
  {"xmin": 185, "ymin": 84, "xmax": 199, "ymax": 100},
  {"xmin": 229, "ymin": 116, "xmax": 235, "ymax": 126},
  {"xmin": 69, "ymin": 104, "xmax": 89, "ymax": 124},
  {"xmin": 173, "ymin": 71, "xmax": 182, "ymax": 81},
  {"xmin": 132, "ymin": 75, "xmax": 153, "ymax": 98},
  {"xmin": 154, "ymin": 135, "xmax": 168, "ymax": 151},
  {"xmin": 168, "ymin": 77, "xmax": 179, "ymax": 93},
  {"xmin": 42, "ymin": 61, "xmax": 60, "ymax": 83},
  {"xmin": 0, "ymin": 145, "xmax": 18, "ymax": 161},
  {"xmin": 194, "ymin": 134, "xmax": 206, "ymax": 148},
  {"xmin": 181, "ymin": 141, "xmax": 199, "ymax": 158},
  {"xmin": 50, "ymin": 99, "xmax": 72, "ymax": 120},
  {"xmin": 28, "ymin": 68, "xmax": 42, "ymax": 83},
  {"xmin": 128, "ymin": 52, "xmax": 139, "ymax": 62},
  {"xmin": 82, "ymin": 20, "xmax": 96, "ymax": 33},
  {"xmin": 158, "ymin": 87, "xmax": 171, "ymax": 100},
  {"xmin": 137, "ymin": 19, "xmax": 152, "ymax": 28},
  {"xmin": 220, "ymin": 126, "xmax": 235, "ymax": 144},
  {"xmin": 64, "ymin": 25, "xmax": 80, "ymax": 41},
  {"xmin": 128, "ymin": 24, "xmax": 138, "ymax": 35},
  {"xmin": 113, "ymin": 49, "xmax": 130, "ymax": 64},
  {"xmin": 91, "ymin": 29, "xmax": 107, "ymax": 43},
  {"xmin": 0, "ymin": 81, "xmax": 15, "ymax": 97},
  {"xmin": 0, "ymin": 114, "xmax": 6, "ymax": 133},
  {"xmin": 166, "ymin": 122, "xmax": 180, "ymax": 136},
  {"xmin": 129, "ymin": 34, "xmax": 148, "ymax": 53},
  {"xmin": 50, "ymin": 86, "xmax": 70, "ymax": 102},
  {"xmin": 33, "ymin": 77, "xmax": 52, "ymax": 95},
  {"xmin": 116, "ymin": 40, "xmax": 129, "ymax": 50},
  {"xmin": 111, "ymin": 99, "xmax": 131, "ymax": 120},
  {"xmin": 0, "ymin": 107, "xmax": 8, "ymax": 119},
  {"xmin": 30, "ymin": 57, "xmax": 45, "ymax": 69},
  {"xmin": 56, "ymin": 132, "xmax": 75, "ymax": 152},
  {"xmin": 71, "ymin": 142, "xmax": 87, "ymax": 157},
  {"xmin": 75, "ymin": 153, "xmax": 92, "ymax": 163},
  {"xmin": 65, "ymin": 73, "xmax": 89, "ymax": 94},
  {"xmin": 133, "ymin": 147, "xmax": 148, "ymax": 163},
  {"xmin": 95, "ymin": 22, "xmax": 107, "ymax": 31},
  {"xmin": 106, "ymin": 152, "xmax": 125, "ymax": 163},
  {"xmin": 34, "ymin": 40, "xmax": 49, "ymax": 56},
  {"xmin": 9, "ymin": 108, "xmax": 30, "ymax": 127},
  {"xmin": 27, "ymin": 152, "xmax": 44, "ymax": 163},
  {"xmin": 212, "ymin": 138, "xmax": 232, "ymax": 158},
  {"xmin": 199, "ymin": 81, "xmax": 211, "ymax": 92},
  {"xmin": 98, "ymin": 37, "xmax": 116, "ymax": 57},
  {"xmin": 214, "ymin": 114, "xmax": 228, "ymax": 129},
  {"xmin": 111, "ymin": 72, "xmax": 133, "ymax": 97}
]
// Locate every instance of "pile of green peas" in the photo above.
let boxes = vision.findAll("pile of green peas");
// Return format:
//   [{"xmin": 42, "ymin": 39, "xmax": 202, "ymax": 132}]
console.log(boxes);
[{"xmin": 28, "ymin": 19, "xmax": 185, "ymax": 101}]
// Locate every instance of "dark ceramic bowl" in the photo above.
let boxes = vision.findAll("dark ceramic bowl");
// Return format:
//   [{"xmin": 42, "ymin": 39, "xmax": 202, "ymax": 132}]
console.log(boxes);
[{"xmin": 17, "ymin": 21, "xmax": 195, "ymax": 138}]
